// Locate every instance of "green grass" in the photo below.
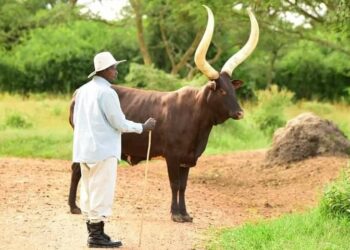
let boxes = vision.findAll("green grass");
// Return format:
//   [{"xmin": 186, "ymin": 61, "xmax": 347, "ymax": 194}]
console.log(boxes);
[
  {"xmin": 0, "ymin": 129, "xmax": 72, "ymax": 159},
  {"xmin": 206, "ymin": 209, "xmax": 350, "ymax": 250},
  {"xmin": 1, "ymin": 93, "xmax": 350, "ymax": 249},
  {"xmin": 286, "ymin": 101, "xmax": 350, "ymax": 139},
  {"xmin": 206, "ymin": 162, "xmax": 350, "ymax": 250},
  {"xmin": 0, "ymin": 93, "xmax": 72, "ymax": 159},
  {"xmin": 319, "ymin": 166, "xmax": 350, "ymax": 218},
  {"xmin": 205, "ymin": 115, "xmax": 270, "ymax": 154},
  {"xmin": 0, "ymin": 93, "xmax": 349, "ymax": 159}
]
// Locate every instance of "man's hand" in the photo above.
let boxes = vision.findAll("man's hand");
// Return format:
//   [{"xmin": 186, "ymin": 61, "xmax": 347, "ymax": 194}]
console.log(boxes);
[{"xmin": 142, "ymin": 118, "xmax": 156, "ymax": 132}]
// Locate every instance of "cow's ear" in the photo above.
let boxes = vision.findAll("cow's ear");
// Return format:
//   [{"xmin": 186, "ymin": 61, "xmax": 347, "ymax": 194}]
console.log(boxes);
[
  {"xmin": 209, "ymin": 81, "xmax": 217, "ymax": 91},
  {"xmin": 206, "ymin": 82, "xmax": 216, "ymax": 103},
  {"xmin": 232, "ymin": 80, "xmax": 243, "ymax": 89}
]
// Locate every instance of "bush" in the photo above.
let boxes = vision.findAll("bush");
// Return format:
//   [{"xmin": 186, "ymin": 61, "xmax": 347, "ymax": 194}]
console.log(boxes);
[
  {"xmin": 320, "ymin": 165, "xmax": 350, "ymax": 218},
  {"xmin": 252, "ymin": 85, "xmax": 293, "ymax": 136},
  {"xmin": 124, "ymin": 63, "xmax": 183, "ymax": 91},
  {"xmin": 4, "ymin": 113, "xmax": 32, "ymax": 129},
  {"xmin": 275, "ymin": 41, "xmax": 350, "ymax": 101},
  {"xmin": 0, "ymin": 20, "xmax": 139, "ymax": 94}
]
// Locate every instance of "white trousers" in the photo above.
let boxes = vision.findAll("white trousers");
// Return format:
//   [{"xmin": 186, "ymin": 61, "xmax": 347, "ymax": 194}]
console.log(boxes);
[{"xmin": 80, "ymin": 157, "xmax": 118, "ymax": 223}]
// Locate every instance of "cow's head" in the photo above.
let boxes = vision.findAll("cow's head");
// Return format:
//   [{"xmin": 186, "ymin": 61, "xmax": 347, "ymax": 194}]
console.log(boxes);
[{"xmin": 195, "ymin": 6, "xmax": 259, "ymax": 122}]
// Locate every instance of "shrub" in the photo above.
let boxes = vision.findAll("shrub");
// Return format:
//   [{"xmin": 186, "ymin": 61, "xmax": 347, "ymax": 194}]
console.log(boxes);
[
  {"xmin": 0, "ymin": 20, "xmax": 139, "ymax": 94},
  {"xmin": 320, "ymin": 165, "xmax": 350, "ymax": 218},
  {"xmin": 252, "ymin": 85, "xmax": 293, "ymax": 136},
  {"xmin": 124, "ymin": 63, "xmax": 183, "ymax": 91},
  {"xmin": 4, "ymin": 113, "xmax": 32, "ymax": 129},
  {"xmin": 275, "ymin": 41, "xmax": 350, "ymax": 101}
]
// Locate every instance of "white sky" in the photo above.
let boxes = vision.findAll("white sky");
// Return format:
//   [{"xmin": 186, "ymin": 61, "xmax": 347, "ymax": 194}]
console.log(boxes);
[{"xmin": 78, "ymin": 0, "xmax": 129, "ymax": 20}]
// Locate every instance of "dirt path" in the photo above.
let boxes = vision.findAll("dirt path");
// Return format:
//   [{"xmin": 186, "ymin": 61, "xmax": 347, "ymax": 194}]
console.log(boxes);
[{"xmin": 0, "ymin": 151, "xmax": 348, "ymax": 250}]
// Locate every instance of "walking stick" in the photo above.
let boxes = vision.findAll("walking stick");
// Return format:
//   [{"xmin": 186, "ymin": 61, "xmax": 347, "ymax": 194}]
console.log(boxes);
[{"xmin": 138, "ymin": 130, "xmax": 152, "ymax": 247}]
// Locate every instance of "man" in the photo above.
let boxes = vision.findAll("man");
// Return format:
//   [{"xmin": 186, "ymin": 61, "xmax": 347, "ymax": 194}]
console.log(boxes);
[{"xmin": 72, "ymin": 51, "xmax": 156, "ymax": 248}]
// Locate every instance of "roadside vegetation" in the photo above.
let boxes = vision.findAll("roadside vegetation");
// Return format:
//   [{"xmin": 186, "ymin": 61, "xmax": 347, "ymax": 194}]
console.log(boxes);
[
  {"xmin": 0, "ymin": 87, "xmax": 349, "ymax": 159},
  {"xmin": 206, "ymin": 208, "xmax": 350, "ymax": 250},
  {"xmin": 0, "ymin": 93, "xmax": 72, "ymax": 159},
  {"xmin": 206, "ymin": 164, "xmax": 350, "ymax": 250},
  {"xmin": 0, "ymin": 1, "xmax": 349, "ymax": 249}
]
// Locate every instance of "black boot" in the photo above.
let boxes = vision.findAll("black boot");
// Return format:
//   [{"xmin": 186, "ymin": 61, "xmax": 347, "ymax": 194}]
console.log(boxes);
[
  {"xmin": 86, "ymin": 221, "xmax": 111, "ymax": 241},
  {"xmin": 87, "ymin": 222, "xmax": 122, "ymax": 248}
]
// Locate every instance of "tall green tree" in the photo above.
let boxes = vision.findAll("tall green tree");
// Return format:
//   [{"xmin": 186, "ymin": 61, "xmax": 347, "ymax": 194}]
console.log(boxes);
[{"xmin": 0, "ymin": 0, "xmax": 81, "ymax": 50}]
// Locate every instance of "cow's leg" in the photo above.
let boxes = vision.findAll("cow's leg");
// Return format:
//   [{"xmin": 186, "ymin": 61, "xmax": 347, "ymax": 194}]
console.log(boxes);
[
  {"xmin": 165, "ymin": 158, "xmax": 183, "ymax": 222},
  {"xmin": 179, "ymin": 167, "xmax": 193, "ymax": 222},
  {"xmin": 68, "ymin": 162, "xmax": 82, "ymax": 214}
]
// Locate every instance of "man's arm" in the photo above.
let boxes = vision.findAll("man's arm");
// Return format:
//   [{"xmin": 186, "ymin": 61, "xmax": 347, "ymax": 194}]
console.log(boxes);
[
  {"xmin": 69, "ymin": 91, "xmax": 77, "ymax": 129},
  {"xmin": 100, "ymin": 90, "xmax": 143, "ymax": 133}
]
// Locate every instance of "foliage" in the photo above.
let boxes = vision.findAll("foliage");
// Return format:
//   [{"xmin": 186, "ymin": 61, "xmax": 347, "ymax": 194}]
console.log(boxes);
[
  {"xmin": 4, "ymin": 113, "xmax": 32, "ymax": 129},
  {"xmin": 206, "ymin": 208, "xmax": 350, "ymax": 250},
  {"xmin": 206, "ymin": 162, "xmax": 350, "ymax": 250},
  {"xmin": 0, "ymin": 93, "xmax": 72, "ymax": 159},
  {"xmin": 320, "ymin": 166, "xmax": 350, "ymax": 218},
  {"xmin": 275, "ymin": 40, "xmax": 350, "ymax": 101},
  {"xmin": 0, "ymin": 93, "xmax": 349, "ymax": 159},
  {"xmin": 252, "ymin": 85, "xmax": 294, "ymax": 137},
  {"xmin": 124, "ymin": 63, "xmax": 182, "ymax": 91},
  {"xmin": 0, "ymin": 129, "xmax": 72, "ymax": 159},
  {"xmin": 140, "ymin": 0, "xmax": 232, "ymax": 74},
  {"xmin": 0, "ymin": 1, "xmax": 81, "ymax": 50},
  {"xmin": 206, "ymin": 115, "xmax": 269, "ymax": 154},
  {"xmin": 0, "ymin": 1, "xmax": 349, "ymax": 102},
  {"xmin": 0, "ymin": 19, "xmax": 139, "ymax": 94}
]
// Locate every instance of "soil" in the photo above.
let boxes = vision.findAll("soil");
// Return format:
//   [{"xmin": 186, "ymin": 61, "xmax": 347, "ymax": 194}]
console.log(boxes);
[
  {"xmin": 0, "ymin": 151, "xmax": 348, "ymax": 250},
  {"xmin": 265, "ymin": 112, "xmax": 350, "ymax": 166}
]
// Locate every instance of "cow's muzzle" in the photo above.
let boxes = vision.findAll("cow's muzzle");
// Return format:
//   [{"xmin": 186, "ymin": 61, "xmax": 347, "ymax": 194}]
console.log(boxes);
[{"xmin": 230, "ymin": 111, "xmax": 244, "ymax": 120}]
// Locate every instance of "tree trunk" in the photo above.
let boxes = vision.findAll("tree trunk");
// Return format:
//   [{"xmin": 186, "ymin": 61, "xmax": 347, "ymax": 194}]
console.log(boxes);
[
  {"xmin": 129, "ymin": 0, "xmax": 152, "ymax": 65},
  {"xmin": 170, "ymin": 30, "xmax": 203, "ymax": 75},
  {"xmin": 159, "ymin": 12, "xmax": 175, "ymax": 68},
  {"xmin": 69, "ymin": 0, "xmax": 78, "ymax": 7}
]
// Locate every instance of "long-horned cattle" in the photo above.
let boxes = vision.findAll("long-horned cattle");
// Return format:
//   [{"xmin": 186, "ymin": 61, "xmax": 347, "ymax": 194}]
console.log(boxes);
[{"xmin": 68, "ymin": 6, "xmax": 259, "ymax": 222}]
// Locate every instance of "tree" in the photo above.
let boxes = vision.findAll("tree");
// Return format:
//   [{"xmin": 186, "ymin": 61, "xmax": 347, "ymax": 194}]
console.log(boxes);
[
  {"xmin": 0, "ymin": 0, "xmax": 81, "ymax": 50},
  {"xmin": 129, "ymin": 0, "xmax": 153, "ymax": 65},
  {"xmin": 254, "ymin": 0, "xmax": 350, "ymax": 56}
]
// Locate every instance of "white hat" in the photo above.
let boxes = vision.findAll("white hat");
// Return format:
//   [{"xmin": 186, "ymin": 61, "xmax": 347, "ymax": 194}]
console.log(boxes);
[{"xmin": 88, "ymin": 51, "xmax": 126, "ymax": 78}]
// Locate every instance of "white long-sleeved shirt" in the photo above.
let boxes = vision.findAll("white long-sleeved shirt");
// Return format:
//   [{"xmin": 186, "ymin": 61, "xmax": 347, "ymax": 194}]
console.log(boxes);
[{"xmin": 72, "ymin": 76, "xmax": 143, "ymax": 163}]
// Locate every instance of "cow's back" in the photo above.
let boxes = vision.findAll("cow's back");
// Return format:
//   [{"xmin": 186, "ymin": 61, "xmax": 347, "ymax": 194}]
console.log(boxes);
[{"xmin": 112, "ymin": 85, "xmax": 205, "ymax": 164}]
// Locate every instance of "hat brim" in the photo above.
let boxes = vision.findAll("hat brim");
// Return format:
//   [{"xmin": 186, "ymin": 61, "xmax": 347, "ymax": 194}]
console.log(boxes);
[{"xmin": 87, "ymin": 59, "xmax": 127, "ymax": 78}]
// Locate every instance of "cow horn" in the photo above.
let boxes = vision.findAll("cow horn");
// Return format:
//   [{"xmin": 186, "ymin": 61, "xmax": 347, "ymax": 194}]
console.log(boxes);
[
  {"xmin": 194, "ymin": 5, "xmax": 219, "ymax": 80},
  {"xmin": 221, "ymin": 8, "xmax": 259, "ymax": 77}
]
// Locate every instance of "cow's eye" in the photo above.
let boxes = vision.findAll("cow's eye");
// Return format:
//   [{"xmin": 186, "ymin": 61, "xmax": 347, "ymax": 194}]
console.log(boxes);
[{"xmin": 219, "ymin": 89, "xmax": 227, "ymax": 95}]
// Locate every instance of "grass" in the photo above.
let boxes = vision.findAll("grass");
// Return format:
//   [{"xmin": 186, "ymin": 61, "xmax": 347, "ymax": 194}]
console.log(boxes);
[
  {"xmin": 206, "ymin": 114, "xmax": 270, "ymax": 154},
  {"xmin": 286, "ymin": 101, "xmax": 350, "ymax": 138},
  {"xmin": 0, "ymin": 93, "xmax": 72, "ymax": 159},
  {"xmin": 1, "ymin": 92, "xmax": 350, "ymax": 248},
  {"xmin": 0, "ymin": 129, "xmax": 72, "ymax": 159},
  {"xmin": 0, "ymin": 93, "xmax": 273, "ymax": 159},
  {"xmin": 0, "ymin": 93, "xmax": 349, "ymax": 159},
  {"xmin": 206, "ymin": 208, "xmax": 350, "ymax": 250},
  {"xmin": 205, "ymin": 162, "xmax": 350, "ymax": 250}
]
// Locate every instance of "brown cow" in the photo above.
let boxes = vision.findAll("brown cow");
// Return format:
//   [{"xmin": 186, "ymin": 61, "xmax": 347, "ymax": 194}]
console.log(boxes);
[{"xmin": 68, "ymin": 6, "xmax": 259, "ymax": 222}]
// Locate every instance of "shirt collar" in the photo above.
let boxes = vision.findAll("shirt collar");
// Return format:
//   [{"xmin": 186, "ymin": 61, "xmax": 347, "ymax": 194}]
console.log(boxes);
[{"xmin": 92, "ymin": 75, "xmax": 111, "ymax": 87}]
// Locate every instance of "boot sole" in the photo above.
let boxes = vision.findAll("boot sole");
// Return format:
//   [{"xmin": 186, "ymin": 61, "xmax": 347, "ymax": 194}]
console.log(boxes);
[{"xmin": 88, "ymin": 243, "xmax": 122, "ymax": 248}]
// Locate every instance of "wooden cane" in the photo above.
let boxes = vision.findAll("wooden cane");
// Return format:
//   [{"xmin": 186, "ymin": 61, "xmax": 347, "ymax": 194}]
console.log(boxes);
[{"xmin": 138, "ymin": 130, "xmax": 152, "ymax": 247}]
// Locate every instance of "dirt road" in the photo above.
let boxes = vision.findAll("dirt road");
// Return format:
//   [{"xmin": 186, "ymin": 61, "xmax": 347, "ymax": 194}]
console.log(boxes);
[{"xmin": 0, "ymin": 151, "xmax": 348, "ymax": 250}]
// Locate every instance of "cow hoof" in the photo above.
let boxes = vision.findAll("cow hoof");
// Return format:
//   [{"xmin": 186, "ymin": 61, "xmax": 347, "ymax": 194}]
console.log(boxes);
[
  {"xmin": 171, "ymin": 214, "xmax": 185, "ymax": 223},
  {"xmin": 181, "ymin": 214, "xmax": 193, "ymax": 222},
  {"xmin": 70, "ymin": 207, "xmax": 81, "ymax": 214},
  {"xmin": 171, "ymin": 213, "xmax": 193, "ymax": 223}
]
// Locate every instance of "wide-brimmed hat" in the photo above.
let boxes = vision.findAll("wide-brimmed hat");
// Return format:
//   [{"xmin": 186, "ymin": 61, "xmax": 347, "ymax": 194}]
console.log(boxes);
[{"xmin": 88, "ymin": 51, "xmax": 126, "ymax": 78}]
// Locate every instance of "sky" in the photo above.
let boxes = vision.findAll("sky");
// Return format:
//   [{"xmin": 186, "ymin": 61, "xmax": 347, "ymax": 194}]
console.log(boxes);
[{"xmin": 78, "ymin": 0, "xmax": 129, "ymax": 20}]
